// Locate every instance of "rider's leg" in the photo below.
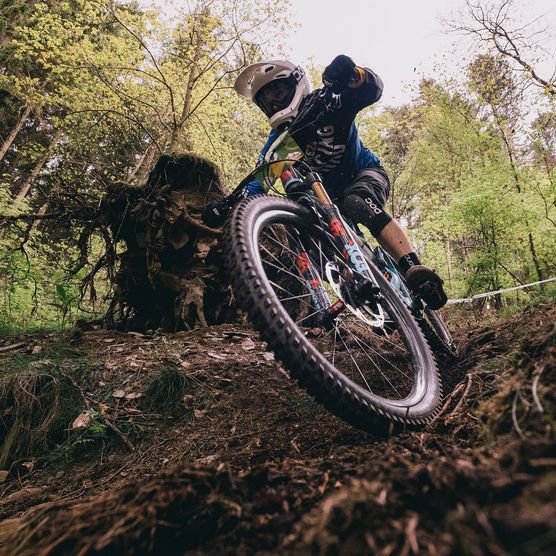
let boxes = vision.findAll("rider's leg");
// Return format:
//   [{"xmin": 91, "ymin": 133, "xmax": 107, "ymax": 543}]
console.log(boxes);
[
  {"xmin": 374, "ymin": 219, "xmax": 413, "ymax": 260},
  {"xmin": 340, "ymin": 168, "xmax": 447, "ymax": 309},
  {"xmin": 339, "ymin": 167, "xmax": 411, "ymax": 258}
]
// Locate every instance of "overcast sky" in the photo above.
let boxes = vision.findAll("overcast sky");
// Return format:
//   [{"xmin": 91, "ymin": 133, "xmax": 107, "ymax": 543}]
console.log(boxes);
[
  {"xmin": 141, "ymin": 0, "xmax": 556, "ymax": 107},
  {"xmin": 285, "ymin": 0, "xmax": 556, "ymax": 106}
]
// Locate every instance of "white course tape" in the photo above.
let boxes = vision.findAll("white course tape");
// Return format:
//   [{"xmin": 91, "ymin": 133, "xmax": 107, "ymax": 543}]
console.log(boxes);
[{"xmin": 447, "ymin": 277, "xmax": 556, "ymax": 305}]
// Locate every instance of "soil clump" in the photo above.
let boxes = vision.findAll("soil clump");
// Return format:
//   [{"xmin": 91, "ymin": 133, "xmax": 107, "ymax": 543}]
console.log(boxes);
[{"xmin": 0, "ymin": 303, "xmax": 554, "ymax": 555}]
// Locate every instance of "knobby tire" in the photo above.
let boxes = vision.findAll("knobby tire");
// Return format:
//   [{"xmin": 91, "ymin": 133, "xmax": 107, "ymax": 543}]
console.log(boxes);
[{"xmin": 224, "ymin": 196, "xmax": 442, "ymax": 433}]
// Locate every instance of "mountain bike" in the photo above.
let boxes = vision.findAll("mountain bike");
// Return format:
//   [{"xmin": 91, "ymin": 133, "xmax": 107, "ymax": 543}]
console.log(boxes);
[{"xmin": 223, "ymin": 91, "xmax": 456, "ymax": 432}]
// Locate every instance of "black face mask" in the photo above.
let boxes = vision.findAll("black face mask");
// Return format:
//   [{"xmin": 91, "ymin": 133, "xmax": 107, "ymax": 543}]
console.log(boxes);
[{"xmin": 255, "ymin": 77, "xmax": 296, "ymax": 118}]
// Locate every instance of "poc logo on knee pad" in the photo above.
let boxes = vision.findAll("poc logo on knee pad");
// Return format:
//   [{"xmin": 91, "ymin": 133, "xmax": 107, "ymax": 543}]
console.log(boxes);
[{"xmin": 365, "ymin": 197, "xmax": 383, "ymax": 215}]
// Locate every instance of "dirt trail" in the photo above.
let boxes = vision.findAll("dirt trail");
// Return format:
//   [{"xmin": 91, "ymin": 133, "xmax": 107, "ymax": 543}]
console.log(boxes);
[{"xmin": 0, "ymin": 303, "xmax": 555, "ymax": 555}]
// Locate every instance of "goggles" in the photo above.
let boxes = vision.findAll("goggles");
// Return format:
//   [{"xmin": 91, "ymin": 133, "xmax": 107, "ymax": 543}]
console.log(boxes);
[{"xmin": 255, "ymin": 77, "xmax": 297, "ymax": 118}]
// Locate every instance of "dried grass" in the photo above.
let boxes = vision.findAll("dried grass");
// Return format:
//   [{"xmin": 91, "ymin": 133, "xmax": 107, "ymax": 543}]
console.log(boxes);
[
  {"xmin": 0, "ymin": 467, "xmax": 239, "ymax": 556},
  {"xmin": 0, "ymin": 362, "xmax": 80, "ymax": 467}
]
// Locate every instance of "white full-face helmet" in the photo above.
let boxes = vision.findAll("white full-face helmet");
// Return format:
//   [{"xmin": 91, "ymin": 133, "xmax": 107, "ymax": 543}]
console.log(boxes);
[{"xmin": 234, "ymin": 60, "xmax": 311, "ymax": 128}]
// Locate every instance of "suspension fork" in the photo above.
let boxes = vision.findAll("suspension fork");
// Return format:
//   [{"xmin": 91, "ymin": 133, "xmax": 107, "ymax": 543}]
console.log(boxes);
[
  {"xmin": 309, "ymin": 175, "xmax": 373, "ymax": 279},
  {"xmin": 286, "ymin": 230, "xmax": 346, "ymax": 326},
  {"xmin": 284, "ymin": 173, "xmax": 381, "ymax": 326},
  {"xmin": 287, "ymin": 227, "xmax": 330, "ymax": 312}
]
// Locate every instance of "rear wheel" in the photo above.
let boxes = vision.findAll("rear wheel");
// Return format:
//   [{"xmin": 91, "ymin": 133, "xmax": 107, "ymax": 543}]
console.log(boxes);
[
  {"xmin": 224, "ymin": 196, "xmax": 442, "ymax": 430},
  {"xmin": 420, "ymin": 306, "xmax": 458, "ymax": 359}
]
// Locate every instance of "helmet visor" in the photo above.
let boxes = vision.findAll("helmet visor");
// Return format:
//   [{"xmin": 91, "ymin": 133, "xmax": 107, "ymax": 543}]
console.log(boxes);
[{"xmin": 255, "ymin": 77, "xmax": 296, "ymax": 118}]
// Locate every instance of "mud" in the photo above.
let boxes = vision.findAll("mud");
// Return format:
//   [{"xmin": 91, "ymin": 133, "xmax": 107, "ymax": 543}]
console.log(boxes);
[{"xmin": 0, "ymin": 303, "xmax": 554, "ymax": 555}]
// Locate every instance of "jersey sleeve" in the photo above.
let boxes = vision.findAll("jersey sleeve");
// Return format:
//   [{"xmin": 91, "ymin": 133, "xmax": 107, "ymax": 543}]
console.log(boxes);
[{"xmin": 339, "ymin": 67, "xmax": 383, "ymax": 114}]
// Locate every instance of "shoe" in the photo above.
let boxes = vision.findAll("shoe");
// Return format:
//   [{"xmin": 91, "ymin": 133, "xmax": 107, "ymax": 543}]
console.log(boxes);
[{"xmin": 405, "ymin": 265, "xmax": 448, "ymax": 310}]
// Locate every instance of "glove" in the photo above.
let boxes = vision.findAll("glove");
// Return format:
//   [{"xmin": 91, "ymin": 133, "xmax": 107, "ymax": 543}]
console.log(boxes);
[
  {"xmin": 323, "ymin": 55, "xmax": 358, "ymax": 93},
  {"xmin": 202, "ymin": 199, "xmax": 231, "ymax": 228}
]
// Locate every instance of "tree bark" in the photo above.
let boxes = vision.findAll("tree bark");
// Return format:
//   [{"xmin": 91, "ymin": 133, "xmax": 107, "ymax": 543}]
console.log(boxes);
[
  {"xmin": 528, "ymin": 231, "xmax": 545, "ymax": 290},
  {"xmin": 0, "ymin": 104, "xmax": 32, "ymax": 163},
  {"xmin": 128, "ymin": 143, "xmax": 160, "ymax": 186},
  {"xmin": 444, "ymin": 237, "xmax": 453, "ymax": 291},
  {"xmin": 12, "ymin": 129, "xmax": 62, "ymax": 205},
  {"xmin": 168, "ymin": 11, "xmax": 208, "ymax": 155},
  {"xmin": 31, "ymin": 201, "xmax": 49, "ymax": 231},
  {"xmin": 492, "ymin": 110, "xmax": 545, "ymax": 283}
]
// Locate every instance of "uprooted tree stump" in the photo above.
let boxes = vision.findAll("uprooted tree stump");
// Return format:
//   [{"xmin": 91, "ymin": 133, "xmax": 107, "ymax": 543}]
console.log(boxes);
[{"xmin": 101, "ymin": 154, "xmax": 237, "ymax": 332}]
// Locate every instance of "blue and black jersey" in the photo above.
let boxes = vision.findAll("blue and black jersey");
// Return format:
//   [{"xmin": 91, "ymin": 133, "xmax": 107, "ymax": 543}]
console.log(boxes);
[{"xmin": 246, "ymin": 67, "xmax": 384, "ymax": 199}]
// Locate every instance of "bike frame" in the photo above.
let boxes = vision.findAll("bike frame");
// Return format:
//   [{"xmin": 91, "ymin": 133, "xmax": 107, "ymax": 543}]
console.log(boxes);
[{"xmin": 232, "ymin": 119, "xmax": 419, "ymax": 323}]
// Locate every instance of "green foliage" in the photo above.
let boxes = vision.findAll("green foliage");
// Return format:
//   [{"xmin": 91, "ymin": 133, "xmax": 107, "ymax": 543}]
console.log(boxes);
[
  {"xmin": 0, "ymin": 227, "xmax": 106, "ymax": 333},
  {"xmin": 0, "ymin": 0, "xmax": 289, "ymax": 331},
  {"xmin": 360, "ymin": 65, "xmax": 556, "ymax": 302},
  {"xmin": 1, "ymin": 0, "xmax": 554, "ymax": 329}
]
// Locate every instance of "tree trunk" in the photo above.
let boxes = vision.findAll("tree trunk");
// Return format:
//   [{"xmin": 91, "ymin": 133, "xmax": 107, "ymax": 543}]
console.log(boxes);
[
  {"xmin": 444, "ymin": 237, "xmax": 453, "ymax": 291},
  {"xmin": 528, "ymin": 231, "xmax": 545, "ymax": 291},
  {"xmin": 168, "ymin": 11, "xmax": 207, "ymax": 155},
  {"xmin": 129, "ymin": 143, "xmax": 160, "ymax": 186},
  {"xmin": 31, "ymin": 201, "xmax": 49, "ymax": 231},
  {"xmin": 0, "ymin": 104, "xmax": 32, "ymax": 163},
  {"xmin": 493, "ymin": 111, "xmax": 545, "ymax": 284},
  {"xmin": 12, "ymin": 129, "xmax": 62, "ymax": 205}
]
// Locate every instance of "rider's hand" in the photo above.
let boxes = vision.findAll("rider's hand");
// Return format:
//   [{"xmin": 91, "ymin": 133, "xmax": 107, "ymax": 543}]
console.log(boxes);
[
  {"xmin": 202, "ymin": 199, "xmax": 231, "ymax": 228},
  {"xmin": 323, "ymin": 55, "xmax": 358, "ymax": 93}
]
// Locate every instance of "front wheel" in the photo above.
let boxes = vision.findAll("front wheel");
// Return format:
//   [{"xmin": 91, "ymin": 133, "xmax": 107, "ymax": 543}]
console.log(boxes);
[{"xmin": 224, "ymin": 196, "xmax": 442, "ymax": 431}]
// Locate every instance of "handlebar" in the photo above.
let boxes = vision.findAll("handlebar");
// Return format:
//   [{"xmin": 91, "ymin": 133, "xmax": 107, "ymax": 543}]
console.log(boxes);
[{"xmin": 288, "ymin": 86, "xmax": 334, "ymax": 135}]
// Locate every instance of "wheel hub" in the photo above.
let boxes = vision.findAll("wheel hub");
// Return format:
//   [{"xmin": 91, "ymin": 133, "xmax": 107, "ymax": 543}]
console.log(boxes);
[{"xmin": 324, "ymin": 262, "xmax": 385, "ymax": 328}]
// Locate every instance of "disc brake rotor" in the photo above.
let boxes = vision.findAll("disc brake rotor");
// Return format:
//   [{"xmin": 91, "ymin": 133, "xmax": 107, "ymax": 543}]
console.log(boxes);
[{"xmin": 324, "ymin": 261, "xmax": 385, "ymax": 328}]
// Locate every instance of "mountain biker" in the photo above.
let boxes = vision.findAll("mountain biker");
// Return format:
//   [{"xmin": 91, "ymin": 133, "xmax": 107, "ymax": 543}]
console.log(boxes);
[{"xmin": 202, "ymin": 55, "xmax": 448, "ymax": 310}]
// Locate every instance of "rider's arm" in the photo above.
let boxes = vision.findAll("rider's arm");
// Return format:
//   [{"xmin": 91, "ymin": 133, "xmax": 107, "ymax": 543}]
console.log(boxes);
[
  {"xmin": 322, "ymin": 55, "xmax": 383, "ymax": 114},
  {"xmin": 245, "ymin": 128, "xmax": 280, "ymax": 196},
  {"xmin": 341, "ymin": 66, "xmax": 383, "ymax": 112}
]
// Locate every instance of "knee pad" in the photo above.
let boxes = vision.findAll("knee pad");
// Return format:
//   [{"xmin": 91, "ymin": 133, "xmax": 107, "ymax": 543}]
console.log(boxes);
[{"xmin": 342, "ymin": 194, "xmax": 392, "ymax": 238}]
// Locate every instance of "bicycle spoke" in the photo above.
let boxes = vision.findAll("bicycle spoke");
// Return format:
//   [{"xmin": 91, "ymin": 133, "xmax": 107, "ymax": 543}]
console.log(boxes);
[
  {"xmin": 260, "ymin": 247, "xmax": 308, "ymax": 288},
  {"xmin": 339, "ymin": 315, "xmax": 412, "ymax": 373},
  {"xmin": 335, "ymin": 325, "xmax": 373, "ymax": 392},
  {"xmin": 337, "ymin": 323, "xmax": 404, "ymax": 397},
  {"xmin": 263, "ymin": 228, "xmax": 307, "ymax": 260},
  {"xmin": 275, "ymin": 292, "xmax": 314, "ymax": 303},
  {"xmin": 295, "ymin": 305, "xmax": 330, "ymax": 326},
  {"xmin": 332, "ymin": 324, "xmax": 338, "ymax": 366},
  {"xmin": 254, "ymin": 216, "xmax": 422, "ymax": 402}
]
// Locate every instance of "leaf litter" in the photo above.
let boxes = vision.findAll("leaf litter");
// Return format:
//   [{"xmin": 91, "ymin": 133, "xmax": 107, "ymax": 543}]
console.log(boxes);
[{"xmin": 0, "ymin": 306, "xmax": 554, "ymax": 555}]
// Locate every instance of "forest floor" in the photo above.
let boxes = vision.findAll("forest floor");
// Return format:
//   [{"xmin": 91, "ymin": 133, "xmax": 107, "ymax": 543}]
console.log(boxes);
[{"xmin": 0, "ymin": 302, "xmax": 555, "ymax": 555}]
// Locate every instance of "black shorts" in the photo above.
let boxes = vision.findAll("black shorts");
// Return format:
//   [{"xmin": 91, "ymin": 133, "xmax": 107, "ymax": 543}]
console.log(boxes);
[
  {"xmin": 338, "ymin": 166, "xmax": 392, "ymax": 237},
  {"xmin": 341, "ymin": 166, "xmax": 391, "ymax": 208}
]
